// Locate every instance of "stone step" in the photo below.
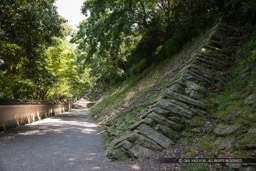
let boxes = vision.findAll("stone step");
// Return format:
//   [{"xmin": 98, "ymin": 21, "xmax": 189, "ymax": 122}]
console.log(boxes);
[
  {"xmin": 190, "ymin": 107, "xmax": 208, "ymax": 116},
  {"xmin": 216, "ymin": 28, "xmax": 240, "ymax": 37},
  {"xmin": 168, "ymin": 82, "xmax": 185, "ymax": 94},
  {"xmin": 129, "ymin": 118, "xmax": 155, "ymax": 130},
  {"xmin": 199, "ymin": 52, "xmax": 227, "ymax": 60},
  {"xmin": 109, "ymin": 132, "xmax": 164, "ymax": 159},
  {"xmin": 164, "ymin": 91, "xmax": 207, "ymax": 110},
  {"xmin": 186, "ymin": 67, "xmax": 213, "ymax": 82},
  {"xmin": 210, "ymin": 30, "xmax": 241, "ymax": 45},
  {"xmin": 166, "ymin": 97, "xmax": 206, "ymax": 115},
  {"xmin": 173, "ymin": 78, "xmax": 206, "ymax": 100},
  {"xmin": 176, "ymin": 77, "xmax": 206, "ymax": 92},
  {"xmin": 193, "ymin": 59, "xmax": 220, "ymax": 71},
  {"xmin": 146, "ymin": 112, "xmax": 184, "ymax": 131},
  {"xmin": 195, "ymin": 56, "xmax": 224, "ymax": 70},
  {"xmin": 202, "ymin": 44, "xmax": 223, "ymax": 53},
  {"xmin": 154, "ymin": 98, "xmax": 193, "ymax": 118},
  {"xmin": 146, "ymin": 106, "xmax": 185, "ymax": 124},
  {"xmin": 167, "ymin": 116, "xmax": 184, "ymax": 124},
  {"xmin": 188, "ymin": 70, "xmax": 212, "ymax": 83},
  {"xmin": 126, "ymin": 133, "xmax": 164, "ymax": 151},
  {"xmin": 145, "ymin": 107, "xmax": 170, "ymax": 118},
  {"xmin": 106, "ymin": 21, "xmax": 244, "ymax": 160},
  {"xmin": 183, "ymin": 72, "xmax": 210, "ymax": 84},
  {"xmin": 118, "ymin": 142, "xmax": 156, "ymax": 158},
  {"xmin": 211, "ymin": 30, "xmax": 226, "ymax": 42},
  {"xmin": 136, "ymin": 124, "xmax": 174, "ymax": 149},
  {"xmin": 182, "ymin": 64, "xmax": 214, "ymax": 78},
  {"xmin": 190, "ymin": 64, "xmax": 213, "ymax": 74},
  {"xmin": 209, "ymin": 35, "xmax": 222, "ymax": 43},
  {"xmin": 188, "ymin": 90, "xmax": 205, "ymax": 100},
  {"xmin": 197, "ymin": 54, "xmax": 225, "ymax": 63},
  {"xmin": 218, "ymin": 22, "xmax": 242, "ymax": 33},
  {"xmin": 184, "ymin": 62, "xmax": 214, "ymax": 78},
  {"xmin": 154, "ymin": 124, "xmax": 180, "ymax": 140},
  {"xmin": 145, "ymin": 106, "xmax": 185, "ymax": 125},
  {"xmin": 207, "ymin": 40, "xmax": 224, "ymax": 48},
  {"xmin": 110, "ymin": 132, "xmax": 134, "ymax": 147},
  {"xmin": 165, "ymin": 97, "xmax": 193, "ymax": 111},
  {"xmin": 225, "ymin": 36, "xmax": 246, "ymax": 44}
]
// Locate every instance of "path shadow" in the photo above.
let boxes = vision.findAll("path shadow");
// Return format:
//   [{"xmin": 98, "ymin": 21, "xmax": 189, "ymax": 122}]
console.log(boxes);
[{"xmin": 0, "ymin": 108, "xmax": 142, "ymax": 171}]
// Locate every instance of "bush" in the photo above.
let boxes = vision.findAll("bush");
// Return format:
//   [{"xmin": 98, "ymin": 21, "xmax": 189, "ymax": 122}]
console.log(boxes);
[
  {"xmin": 154, "ymin": 25, "xmax": 194, "ymax": 62},
  {"xmin": 128, "ymin": 59, "xmax": 148, "ymax": 78}
]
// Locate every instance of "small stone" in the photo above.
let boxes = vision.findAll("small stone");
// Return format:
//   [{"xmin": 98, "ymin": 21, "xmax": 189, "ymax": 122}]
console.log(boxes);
[
  {"xmin": 189, "ymin": 90, "xmax": 204, "ymax": 100},
  {"xmin": 230, "ymin": 93, "xmax": 241, "ymax": 100},
  {"xmin": 106, "ymin": 150, "xmax": 121, "ymax": 160},
  {"xmin": 215, "ymin": 138, "xmax": 235, "ymax": 150},
  {"xmin": 169, "ymin": 83, "xmax": 185, "ymax": 93},
  {"xmin": 224, "ymin": 110, "xmax": 243, "ymax": 120},
  {"xmin": 246, "ymin": 166, "xmax": 256, "ymax": 171},
  {"xmin": 178, "ymin": 78, "xmax": 206, "ymax": 99},
  {"xmin": 109, "ymin": 152, "xmax": 119, "ymax": 160},
  {"xmin": 244, "ymin": 94, "xmax": 256, "ymax": 105},
  {"xmin": 214, "ymin": 124, "xmax": 241, "ymax": 136},
  {"xmin": 248, "ymin": 128, "xmax": 256, "ymax": 137},
  {"xmin": 128, "ymin": 144, "xmax": 155, "ymax": 158},
  {"xmin": 191, "ymin": 128, "xmax": 200, "ymax": 133}
]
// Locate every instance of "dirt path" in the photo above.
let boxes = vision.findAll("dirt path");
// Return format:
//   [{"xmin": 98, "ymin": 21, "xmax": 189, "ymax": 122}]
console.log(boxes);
[{"xmin": 0, "ymin": 100, "xmax": 141, "ymax": 171}]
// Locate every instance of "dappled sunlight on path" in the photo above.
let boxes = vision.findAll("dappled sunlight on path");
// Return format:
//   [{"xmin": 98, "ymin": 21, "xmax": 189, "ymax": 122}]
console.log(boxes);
[{"xmin": 0, "ymin": 100, "xmax": 141, "ymax": 171}]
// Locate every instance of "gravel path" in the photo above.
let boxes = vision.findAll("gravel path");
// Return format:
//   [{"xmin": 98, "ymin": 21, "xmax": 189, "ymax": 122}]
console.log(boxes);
[{"xmin": 0, "ymin": 100, "xmax": 141, "ymax": 171}]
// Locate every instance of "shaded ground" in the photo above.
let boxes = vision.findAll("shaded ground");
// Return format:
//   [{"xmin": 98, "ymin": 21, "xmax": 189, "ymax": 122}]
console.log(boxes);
[{"xmin": 0, "ymin": 99, "xmax": 141, "ymax": 171}]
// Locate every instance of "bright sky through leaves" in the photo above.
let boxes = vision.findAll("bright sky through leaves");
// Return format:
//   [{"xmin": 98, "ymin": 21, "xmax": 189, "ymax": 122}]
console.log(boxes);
[{"xmin": 55, "ymin": 0, "xmax": 85, "ymax": 29}]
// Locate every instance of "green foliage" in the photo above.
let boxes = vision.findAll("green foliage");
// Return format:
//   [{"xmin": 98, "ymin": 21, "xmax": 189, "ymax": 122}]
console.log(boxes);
[
  {"xmin": 73, "ymin": 0, "xmax": 177, "ymax": 82},
  {"xmin": 45, "ymin": 34, "xmax": 91, "ymax": 101},
  {"xmin": 0, "ymin": 0, "xmax": 66, "ymax": 100},
  {"xmin": 155, "ymin": 27, "xmax": 190, "ymax": 61},
  {"xmin": 128, "ymin": 59, "xmax": 148, "ymax": 77},
  {"xmin": 1, "ymin": 0, "xmax": 254, "ymax": 104},
  {"xmin": 222, "ymin": 0, "xmax": 256, "ymax": 23},
  {"xmin": 74, "ymin": 0, "xmax": 256, "ymax": 84},
  {"xmin": 0, "ymin": 1, "xmax": 90, "ymax": 101}
]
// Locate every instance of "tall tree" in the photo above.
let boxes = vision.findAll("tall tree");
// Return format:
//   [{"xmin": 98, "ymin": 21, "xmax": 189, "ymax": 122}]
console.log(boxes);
[{"xmin": 0, "ymin": 0, "xmax": 65, "ymax": 99}]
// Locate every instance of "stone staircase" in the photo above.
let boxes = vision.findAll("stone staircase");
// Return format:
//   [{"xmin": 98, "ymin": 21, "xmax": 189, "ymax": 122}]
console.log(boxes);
[{"xmin": 106, "ymin": 21, "xmax": 243, "ymax": 159}]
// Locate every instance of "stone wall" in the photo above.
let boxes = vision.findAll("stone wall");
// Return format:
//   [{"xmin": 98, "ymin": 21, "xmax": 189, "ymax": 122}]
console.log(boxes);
[
  {"xmin": 0, "ymin": 104, "xmax": 71, "ymax": 131},
  {"xmin": 106, "ymin": 21, "xmax": 243, "ymax": 159}
]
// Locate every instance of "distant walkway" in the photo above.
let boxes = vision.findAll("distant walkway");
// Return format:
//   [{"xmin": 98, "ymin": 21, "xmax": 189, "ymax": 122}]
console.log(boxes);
[{"xmin": 0, "ymin": 100, "xmax": 140, "ymax": 171}]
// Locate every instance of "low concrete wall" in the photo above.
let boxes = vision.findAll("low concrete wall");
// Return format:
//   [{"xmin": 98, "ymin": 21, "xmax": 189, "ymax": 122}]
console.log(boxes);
[{"xmin": 0, "ymin": 104, "xmax": 71, "ymax": 131}]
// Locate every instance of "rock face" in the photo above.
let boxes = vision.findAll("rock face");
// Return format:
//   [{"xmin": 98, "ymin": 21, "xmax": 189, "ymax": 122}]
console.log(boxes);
[
  {"xmin": 248, "ymin": 128, "xmax": 256, "ymax": 137},
  {"xmin": 215, "ymin": 138, "xmax": 235, "ymax": 150},
  {"xmin": 214, "ymin": 124, "xmax": 241, "ymax": 136},
  {"xmin": 106, "ymin": 21, "xmax": 243, "ymax": 159},
  {"xmin": 244, "ymin": 94, "xmax": 256, "ymax": 105}
]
